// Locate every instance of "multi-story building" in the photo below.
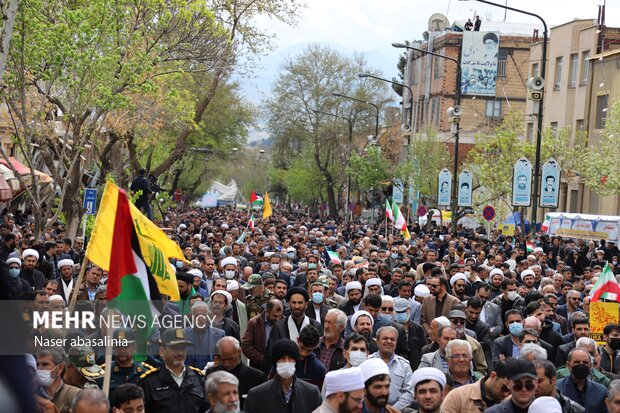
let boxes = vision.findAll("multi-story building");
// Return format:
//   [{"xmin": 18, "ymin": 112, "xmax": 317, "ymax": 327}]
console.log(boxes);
[{"xmin": 528, "ymin": 17, "xmax": 620, "ymax": 216}]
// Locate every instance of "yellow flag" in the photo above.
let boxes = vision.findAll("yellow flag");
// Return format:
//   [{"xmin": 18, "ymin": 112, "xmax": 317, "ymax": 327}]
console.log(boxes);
[
  {"xmin": 402, "ymin": 226, "xmax": 411, "ymax": 240},
  {"xmin": 263, "ymin": 192, "xmax": 272, "ymax": 219},
  {"xmin": 86, "ymin": 181, "xmax": 183, "ymax": 300}
]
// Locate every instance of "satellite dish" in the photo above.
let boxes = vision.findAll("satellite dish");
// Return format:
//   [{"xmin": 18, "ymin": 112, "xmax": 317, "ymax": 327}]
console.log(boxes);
[{"xmin": 428, "ymin": 13, "xmax": 450, "ymax": 32}]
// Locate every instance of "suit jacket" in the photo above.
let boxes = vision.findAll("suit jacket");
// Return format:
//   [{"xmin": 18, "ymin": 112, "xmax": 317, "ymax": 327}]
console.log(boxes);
[
  {"xmin": 555, "ymin": 341, "xmax": 576, "ymax": 368},
  {"xmin": 245, "ymin": 377, "xmax": 322, "ymax": 413},
  {"xmin": 492, "ymin": 335, "xmax": 519, "ymax": 368},
  {"xmin": 421, "ymin": 293, "xmax": 461, "ymax": 331},
  {"xmin": 409, "ymin": 299, "xmax": 422, "ymax": 325},
  {"xmin": 481, "ymin": 301, "xmax": 503, "ymax": 338},
  {"xmin": 337, "ymin": 300, "xmax": 359, "ymax": 316},
  {"xmin": 401, "ymin": 321, "xmax": 427, "ymax": 370},
  {"xmin": 305, "ymin": 304, "xmax": 328, "ymax": 325},
  {"xmin": 241, "ymin": 313, "xmax": 269, "ymax": 372},
  {"xmin": 418, "ymin": 350, "xmax": 445, "ymax": 371}
]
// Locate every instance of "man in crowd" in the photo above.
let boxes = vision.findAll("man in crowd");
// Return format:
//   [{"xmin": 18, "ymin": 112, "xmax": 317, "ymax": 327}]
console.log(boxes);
[
  {"xmin": 410, "ymin": 367, "xmax": 446, "ymax": 413},
  {"xmin": 204, "ymin": 371, "xmax": 240, "ymax": 413},
  {"xmin": 140, "ymin": 328, "xmax": 207, "ymax": 412},
  {"xmin": 557, "ymin": 348, "xmax": 609, "ymax": 411},
  {"xmin": 242, "ymin": 298, "xmax": 284, "ymax": 373},
  {"xmin": 359, "ymin": 358, "xmax": 398, "ymax": 413},
  {"xmin": 421, "ymin": 276, "xmax": 460, "ymax": 333},
  {"xmin": 35, "ymin": 347, "xmax": 81, "ymax": 412},
  {"xmin": 442, "ymin": 359, "xmax": 510, "ymax": 411},
  {"xmin": 485, "ymin": 359, "xmax": 538, "ymax": 412},
  {"xmin": 314, "ymin": 308, "xmax": 347, "ymax": 371},
  {"xmin": 419, "ymin": 325, "xmax": 456, "ymax": 373},
  {"xmin": 314, "ymin": 367, "xmax": 366, "ymax": 413},
  {"xmin": 533, "ymin": 359, "xmax": 585, "ymax": 412},
  {"xmin": 245, "ymin": 339, "xmax": 322, "ymax": 413}
]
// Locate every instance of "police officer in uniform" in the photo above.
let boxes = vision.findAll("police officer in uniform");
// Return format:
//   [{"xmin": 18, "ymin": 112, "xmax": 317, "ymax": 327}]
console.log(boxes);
[
  {"xmin": 99, "ymin": 328, "xmax": 156, "ymax": 395},
  {"xmin": 139, "ymin": 328, "xmax": 207, "ymax": 413},
  {"xmin": 244, "ymin": 274, "xmax": 271, "ymax": 319}
]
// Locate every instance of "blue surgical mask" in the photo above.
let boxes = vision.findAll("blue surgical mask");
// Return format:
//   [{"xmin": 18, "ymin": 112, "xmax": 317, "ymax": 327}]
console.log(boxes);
[
  {"xmin": 287, "ymin": 252, "xmax": 295, "ymax": 259},
  {"xmin": 308, "ymin": 263, "xmax": 317, "ymax": 270},
  {"xmin": 8, "ymin": 268, "xmax": 19, "ymax": 278},
  {"xmin": 312, "ymin": 249, "xmax": 319, "ymax": 255},
  {"xmin": 391, "ymin": 253, "xmax": 398, "ymax": 259},
  {"xmin": 395, "ymin": 312, "xmax": 409, "ymax": 323},
  {"xmin": 508, "ymin": 322, "xmax": 523, "ymax": 337},
  {"xmin": 312, "ymin": 292, "xmax": 323, "ymax": 304}
]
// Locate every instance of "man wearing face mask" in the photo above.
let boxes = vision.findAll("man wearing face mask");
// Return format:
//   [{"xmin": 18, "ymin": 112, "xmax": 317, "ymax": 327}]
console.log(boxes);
[
  {"xmin": 306, "ymin": 282, "xmax": 329, "ymax": 325},
  {"xmin": 220, "ymin": 257, "xmax": 239, "ymax": 281},
  {"xmin": 6, "ymin": 257, "xmax": 30, "ymax": 299},
  {"xmin": 35, "ymin": 346, "xmax": 81, "ymax": 413},
  {"xmin": 343, "ymin": 333, "xmax": 369, "ymax": 368},
  {"xmin": 393, "ymin": 297, "xmax": 427, "ymax": 370},
  {"xmin": 599, "ymin": 323, "xmax": 620, "ymax": 375},
  {"xmin": 492, "ymin": 309, "xmax": 524, "ymax": 368},
  {"xmin": 533, "ymin": 359, "xmax": 585, "ymax": 413},
  {"xmin": 490, "ymin": 278, "xmax": 524, "ymax": 328},
  {"xmin": 245, "ymin": 339, "xmax": 322, "ymax": 413},
  {"xmin": 556, "ymin": 348, "xmax": 609, "ymax": 412}
]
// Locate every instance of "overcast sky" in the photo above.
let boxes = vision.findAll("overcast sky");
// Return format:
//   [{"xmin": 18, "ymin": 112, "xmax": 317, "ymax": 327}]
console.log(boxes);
[{"xmin": 254, "ymin": 0, "xmax": 618, "ymax": 78}]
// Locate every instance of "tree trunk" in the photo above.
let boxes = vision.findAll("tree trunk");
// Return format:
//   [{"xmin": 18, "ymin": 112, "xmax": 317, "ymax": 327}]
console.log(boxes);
[{"xmin": 63, "ymin": 158, "xmax": 84, "ymax": 238}]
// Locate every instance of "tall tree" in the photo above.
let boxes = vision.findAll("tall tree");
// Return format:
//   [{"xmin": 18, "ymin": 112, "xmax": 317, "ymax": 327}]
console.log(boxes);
[{"xmin": 265, "ymin": 44, "xmax": 391, "ymax": 217}]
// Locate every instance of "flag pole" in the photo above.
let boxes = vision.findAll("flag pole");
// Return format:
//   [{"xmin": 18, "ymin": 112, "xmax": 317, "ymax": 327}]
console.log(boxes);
[
  {"xmin": 68, "ymin": 256, "xmax": 90, "ymax": 313},
  {"xmin": 102, "ymin": 329, "xmax": 113, "ymax": 396}
]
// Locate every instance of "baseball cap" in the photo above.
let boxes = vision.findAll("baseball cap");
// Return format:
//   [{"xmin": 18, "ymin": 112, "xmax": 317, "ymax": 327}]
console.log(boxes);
[
  {"xmin": 507, "ymin": 359, "xmax": 537, "ymax": 381},
  {"xmin": 68, "ymin": 346, "xmax": 105, "ymax": 379},
  {"xmin": 447, "ymin": 310, "xmax": 466, "ymax": 320},
  {"xmin": 243, "ymin": 274, "xmax": 264, "ymax": 290}
]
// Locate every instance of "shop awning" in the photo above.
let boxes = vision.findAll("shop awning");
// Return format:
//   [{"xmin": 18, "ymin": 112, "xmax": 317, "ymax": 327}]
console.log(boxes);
[
  {"xmin": 0, "ymin": 164, "xmax": 20, "ymax": 192},
  {"xmin": 0, "ymin": 157, "xmax": 53, "ymax": 184},
  {"xmin": 0, "ymin": 174, "xmax": 12, "ymax": 201}
]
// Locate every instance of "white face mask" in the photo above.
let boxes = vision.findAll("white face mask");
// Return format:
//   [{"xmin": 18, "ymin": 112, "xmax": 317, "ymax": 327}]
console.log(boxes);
[
  {"xmin": 506, "ymin": 291, "xmax": 518, "ymax": 301},
  {"xmin": 348, "ymin": 350, "xmax": 367, "ymax": 367},
  {"xmin": 225, "ymin": 270, "xmax": 236, "ymax": 279},
  {"xmin": 36, "ymin": 367, "xmax": 57, "ymax": 387},
  {"xmin": 276, "ymin": 362, "xmax": 296, "ymax": 379},
  {"xmin": 271, "ymin": 264, "xmax": 280, "ymax": 272}
]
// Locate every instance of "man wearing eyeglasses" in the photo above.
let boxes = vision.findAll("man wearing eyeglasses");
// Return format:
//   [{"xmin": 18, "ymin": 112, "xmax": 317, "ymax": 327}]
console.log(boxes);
[
  {"xmin": 421, "ymin": 276, "xmax": 461, "ymax": 334},
  {"xmin": 445, "ymin": 339, "xmax": 483, "ymax": 388},
  {"xmin": 485, "ymin": 359, "xmax": 538, "ymax": 412},
  {"xmin": 448, "ymin": 310, "xmax": 487, "ymax": 376}
]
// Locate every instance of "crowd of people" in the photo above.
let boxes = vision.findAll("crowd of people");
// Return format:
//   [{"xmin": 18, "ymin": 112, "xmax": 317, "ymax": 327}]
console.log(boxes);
[{"xmin": 4, "ymin": 205, "xmax": 620, "ymax": 413}]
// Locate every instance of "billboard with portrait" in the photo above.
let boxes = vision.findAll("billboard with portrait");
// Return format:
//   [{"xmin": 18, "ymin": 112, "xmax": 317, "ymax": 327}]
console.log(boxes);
[
  {"xmin": 460, "ymin": 31, "xmax": 499, "ymax": 97},
  {"xmin": 437, "ymin": 168, "xmax": 452, "ymax": 206}
]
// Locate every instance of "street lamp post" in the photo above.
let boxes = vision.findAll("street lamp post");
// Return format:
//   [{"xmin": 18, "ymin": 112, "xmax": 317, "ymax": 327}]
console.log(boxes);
[
  {"xmin": 392, "ymin": 43, "xmax": 462, "ymax": 233},
  {"xmin": 357, "ymin": 74, "xmax": 414, "ymax": 138},
  {"xmin": 462, "ymin": 0, "xmax": 548, "ymax": 229},
  {"xmin": 312, "ymin": 108, "xmax": 353, "ymax": 221},
  {"xmin": 331, "ymin": 92, "xmax": 379, "ymax": 138}
]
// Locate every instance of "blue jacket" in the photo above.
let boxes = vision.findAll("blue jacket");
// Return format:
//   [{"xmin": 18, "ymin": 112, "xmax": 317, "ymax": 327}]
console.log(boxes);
[
  {"xmin": 183, "ymin": 326, "xmax": 226, "ymax": 370},
  {"xmin": 557, "ymin": 375, "xmax": 608, "ymax": 413}
]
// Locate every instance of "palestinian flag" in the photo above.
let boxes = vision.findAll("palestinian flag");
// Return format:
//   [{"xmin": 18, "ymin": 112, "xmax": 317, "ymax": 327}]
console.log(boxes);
[
  {"xmin": 250, "ymin": 191, "xmax": 263, "ymax": 207},
  {"xmin": 86, "ymin": 183, "xmax": 162, "ymax": 360},
  {"xmin": 385, "ymin": 199, "xmax": 393, "ymax": 222},
  {"xmin": 327, "ymin": 251, "xmax": 341, "ymax": 264},
  {"xmin": 248, "ymin": 214, "xmax": 255, "ymax": 230},
  {"xmin": 590, "ymin": 263, "xmax": 620, "ymax": 302}
]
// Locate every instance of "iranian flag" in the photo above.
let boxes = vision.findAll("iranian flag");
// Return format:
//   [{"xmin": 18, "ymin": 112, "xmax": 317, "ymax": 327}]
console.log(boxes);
[
  {"xmin": 526, "ymin": 242, "xmax": 534, "ymax": 253},
  {"xmin": 327, "ymin": 251, "xmax": 341, "ymax": 264},
  {"xmin": 392, "ymin": 200, "xmax": 408, "ymax": 236},
  {"xmin": 86, "ymin": 183, "xmax": 161, "ymax": 360},
  {"xmin": 541, "ymin": 214, "xmax": 550, "ymax": 233},
  {"xmin": 385, "ymin": 199, "xmax": 393, "ymax": 222},
  {"xmin": 590, "ymin": 263, "xmax": 620, "ymax": 302},
  {"xmin": 250, "ymin": 191, "xmax": 263, "ymax": 207},
  {"xmin": 247, "ymin": 214, "xmax": 255, "ymax": 230}
]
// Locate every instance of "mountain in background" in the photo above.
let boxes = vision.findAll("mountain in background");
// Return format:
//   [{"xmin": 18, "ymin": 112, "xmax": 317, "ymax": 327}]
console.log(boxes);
[{"xmin": 237, "ymin": 41, "xmax": 400, "ymax": 143}]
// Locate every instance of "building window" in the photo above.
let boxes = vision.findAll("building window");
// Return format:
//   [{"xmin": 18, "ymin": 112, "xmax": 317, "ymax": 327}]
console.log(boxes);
[
  {"xmin": 486, "ymin": 100, "xmax": 501, "ymax": 119},
  {"xmin": 497, "ymin": 49, "xmax": 508, "ymax": 78},
  {"xmin": 569, "ymin": 53, "xmax": 578, "ymax": 88},
  {"xmin": 575, "ymin": 119, "xmax": 584, "ymax": 137},
  {"xmin": 550, "ymin": 122, "xmax": 558, "ymax": 137},
  {"xmin": 433, "ymin": 54, "xmax": 443, "ymax": 79},
  {"xmin": 526, "ymin": 122, "xmax": 534, "ymax": 144},
  {"xmin": 554, "ymin": 57, "xmax": 563, "ymax": 90},
  {"xmin": 531, "ymin": 63, "xmax": 539, "ymax": 78},
  {"xmin": 580, "ymin": 51, "xmax": 590, "ymax": 85},
  {"xmin": 430, "ymin": 96, "xmax": 437, "ymax": 126},
  {"xmin": 595, "ymin": 94, "xmax": 609, "ymax": 129}
]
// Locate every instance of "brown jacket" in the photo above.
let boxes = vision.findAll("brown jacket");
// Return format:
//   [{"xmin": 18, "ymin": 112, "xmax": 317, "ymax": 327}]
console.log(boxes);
[
  {"xmin": 421, "ymin": 292, "xmax": 461, "ymax": 332},
  {"xmin": 241, "ymin": 312, "xmax": 268, "ymax": 372},
  {"xmin": 53, "ymin": 381, "xmax": 81, "ymax": 413},
  {"xmin": 440, "ymin": 378, "xmax": 490, "ymax": 413},
  {"xmin": 74, "ymin": 282, "xmax": 98, "ymax": 301}
]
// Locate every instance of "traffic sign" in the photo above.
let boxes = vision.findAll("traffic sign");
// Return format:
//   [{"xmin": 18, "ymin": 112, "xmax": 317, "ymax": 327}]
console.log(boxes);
[
  {"xmin": 83, "ymin": 188, "xmax": 97, "ymax": 215},
  {"xmin": 417, "ymin": 205, "xmax": 427, "ymax": 217},
  {"xmin": 482, "ymin": 205, "xmax": 495, "ymax": 221}
]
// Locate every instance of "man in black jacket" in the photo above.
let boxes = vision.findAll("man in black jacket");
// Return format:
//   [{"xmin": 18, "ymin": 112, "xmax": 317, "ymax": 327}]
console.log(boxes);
[
  {"xmin": 393, "ymin": 297, "xmax": 426, "ymax": 370},
  {"xmin": 204, "ymin": 337, "xmax": 263, "ymax": 409},
  {"xmin": 245, "ymin": 339, "xmax": 321, "ymax": 413},
  {"xmin": 130, "ymin": 169, "xmax": 152, "ymax": 219}
]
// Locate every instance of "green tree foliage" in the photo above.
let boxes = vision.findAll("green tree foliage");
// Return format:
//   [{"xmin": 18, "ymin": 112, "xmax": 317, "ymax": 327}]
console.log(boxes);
[
  {"xmin": 348, "ymin": 147, "xmax": 392, "ymax": 192},
  {"xmin": 397, "ymin": 126, "xmax": 451, "ymax": 202},
  {"xmin": 265, "ymin": 43, "xmax": 391, "ymax": 216},
  {"xmin": 582, "ymin": 100, "xmax": 620, "ymax": 195}
]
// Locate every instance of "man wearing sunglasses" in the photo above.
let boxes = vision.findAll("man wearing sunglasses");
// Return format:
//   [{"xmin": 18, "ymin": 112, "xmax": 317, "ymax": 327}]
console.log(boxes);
[{"xmin": 485, "ymin": 359, "xmax": 538, "ymax": 412}]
